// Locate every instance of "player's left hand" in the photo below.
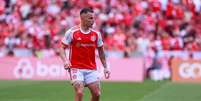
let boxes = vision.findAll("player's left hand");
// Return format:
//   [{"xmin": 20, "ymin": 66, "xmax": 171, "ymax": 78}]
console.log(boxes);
[{"xmin": 104, "ymin": 68, "xmax": 110, "ymax": 79}]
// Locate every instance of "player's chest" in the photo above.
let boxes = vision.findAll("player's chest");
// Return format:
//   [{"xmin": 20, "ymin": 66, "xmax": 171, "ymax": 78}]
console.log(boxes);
[{"xmin": 73, "ymin": 33, "xmax": 97, "ymax": 43}]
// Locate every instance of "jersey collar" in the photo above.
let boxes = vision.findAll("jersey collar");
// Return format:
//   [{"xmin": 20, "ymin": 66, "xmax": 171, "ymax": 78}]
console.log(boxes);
[{"xmin": 80, "ymin": 27, "xmax": 91, "ymax": 34}]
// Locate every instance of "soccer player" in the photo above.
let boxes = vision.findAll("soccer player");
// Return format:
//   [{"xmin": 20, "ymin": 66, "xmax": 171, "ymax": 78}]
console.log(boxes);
[{"xmin": 59, "ymin": 8, "xmax": 111, "ymax": 101}]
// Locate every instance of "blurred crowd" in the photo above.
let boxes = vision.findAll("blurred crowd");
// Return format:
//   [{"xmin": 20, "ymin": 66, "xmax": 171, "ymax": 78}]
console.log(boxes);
[{"xmin": 0, "ymin": 0, "xmax": 201, "ymax": 58}]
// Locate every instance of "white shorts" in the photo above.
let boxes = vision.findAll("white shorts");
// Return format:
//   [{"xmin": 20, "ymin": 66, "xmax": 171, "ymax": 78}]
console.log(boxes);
[{"xmin": 69, "ymin": 68, "xmax": 100, "ymax": 85}]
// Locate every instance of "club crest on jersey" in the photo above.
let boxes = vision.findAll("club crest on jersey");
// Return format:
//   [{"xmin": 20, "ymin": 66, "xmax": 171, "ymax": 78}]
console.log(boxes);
[{"xmin": 91, "ymin": 36, "xmax": 96, "ymax": 42}]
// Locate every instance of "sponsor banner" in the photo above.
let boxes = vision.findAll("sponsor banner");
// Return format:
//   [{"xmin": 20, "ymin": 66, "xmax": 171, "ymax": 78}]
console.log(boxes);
[
  {"xmin": 171, "ymin": 58, "xmax": 201, "ymax": 82},
  {"xmin": 0, "ymin": 57, "xmax": 144, "ymax": 82}
]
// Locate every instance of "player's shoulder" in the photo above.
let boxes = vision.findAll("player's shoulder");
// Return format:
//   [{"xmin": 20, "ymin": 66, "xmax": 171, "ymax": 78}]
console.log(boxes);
[
  {"xmin": 70, "ymin": 26, "xmax": 80, "ymax": 31},
  {"xmin": 66, "ymin": 26, "xmax": 80, "ymax": 34},
  {"xmin": 91, "ymin": 29, "xmax": 101, "ymax": 36}
]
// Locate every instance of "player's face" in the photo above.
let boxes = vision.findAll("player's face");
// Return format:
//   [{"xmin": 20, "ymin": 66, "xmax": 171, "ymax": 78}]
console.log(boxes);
[{"xmin": 81, "ymin": 12, "xmax": 94, "ymax": 28}]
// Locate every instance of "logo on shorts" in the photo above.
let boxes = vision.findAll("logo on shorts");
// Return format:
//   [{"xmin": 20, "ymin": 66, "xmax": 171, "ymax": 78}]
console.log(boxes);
[
  {"xmin": 73, "ymin": 75, "xmax": 77, "ymax": 79},
  {"xmin": 91, "ymin": 36, "xmax": 96, "ymax": 42}
]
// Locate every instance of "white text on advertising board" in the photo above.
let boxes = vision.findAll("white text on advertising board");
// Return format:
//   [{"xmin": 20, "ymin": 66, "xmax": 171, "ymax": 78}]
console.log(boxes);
[{"xmin": 179, "ymin": 63, "xmax": 201, "ymax": 79}]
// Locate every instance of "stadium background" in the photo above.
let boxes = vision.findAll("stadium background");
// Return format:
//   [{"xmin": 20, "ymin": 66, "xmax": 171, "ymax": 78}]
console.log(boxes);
[{"xmin": 0, "ymin": 0, "xmax": 201, "ymax": 101}]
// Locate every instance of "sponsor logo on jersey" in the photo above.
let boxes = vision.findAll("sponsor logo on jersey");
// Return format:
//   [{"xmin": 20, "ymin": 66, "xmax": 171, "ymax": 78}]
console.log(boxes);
[{"xmin": 76, "ymin": 43, "xmax": 81, "ymax": 47}]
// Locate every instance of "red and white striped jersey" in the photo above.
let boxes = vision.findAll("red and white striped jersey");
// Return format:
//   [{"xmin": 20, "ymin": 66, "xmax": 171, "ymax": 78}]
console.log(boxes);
[{"xmin": 61, "ymin": 27, "xmax": 103, "ymax": 70}]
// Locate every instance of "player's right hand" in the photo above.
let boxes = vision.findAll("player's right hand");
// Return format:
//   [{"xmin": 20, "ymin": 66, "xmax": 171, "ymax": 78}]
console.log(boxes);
[{"xmin": 64, "ymin": 61, "xmax": 71, "ymax": 70}]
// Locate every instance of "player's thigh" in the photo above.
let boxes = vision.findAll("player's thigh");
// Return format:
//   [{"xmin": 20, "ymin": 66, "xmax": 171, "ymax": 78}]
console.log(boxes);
[
  {"xmin": 84, "ymin": 70, "xmax": 100, "ymax": 85},
  {"xmin": 70, "ymin": 68, "xmax": 84, "ymax": 86},
  {"xmin": 87, "ymin": 81, "xmax": 101, "ymax": 95},
  {"xmin": 85, "ymin": 70, "xmax": 101, "ymax": 94},
  {"xmin": 73, "ymin": 81, "xmax": 85, "ymax": 93}
]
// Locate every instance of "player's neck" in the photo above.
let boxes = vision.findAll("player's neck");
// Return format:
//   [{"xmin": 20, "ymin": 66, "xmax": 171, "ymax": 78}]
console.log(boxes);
[{"xmin": 80, "ymin": 24, "xmax": 90, "ymax": 34}]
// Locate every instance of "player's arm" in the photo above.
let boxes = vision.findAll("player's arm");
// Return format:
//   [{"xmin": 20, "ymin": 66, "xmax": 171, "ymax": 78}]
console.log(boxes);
[
  {"xmin": 97, "ymin": 46, "xmax": 107, "ymax": 69},
  {"xmin": 97, "ymin": 46, "xmax": 110, "ymax": 79},
  {"xmin": 97, "ymin": 32, "xmax": 110, "ymax": 79},
  {"xmin": 59, "ymin": 44, "xmax": 71, "ymax": 69},
  {"xmin": 59, "ymin": 29, "xmax": 73, "ymax": 69}
]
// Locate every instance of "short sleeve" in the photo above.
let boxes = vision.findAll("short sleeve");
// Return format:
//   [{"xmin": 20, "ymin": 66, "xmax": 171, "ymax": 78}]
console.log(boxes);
[
  {"xmin": 97, "ymin": 32, "xmax": 104, "ymax": 47},
  {"xmin": 61, "ymin": 29, "xmax": 73, "ymax": 45}
]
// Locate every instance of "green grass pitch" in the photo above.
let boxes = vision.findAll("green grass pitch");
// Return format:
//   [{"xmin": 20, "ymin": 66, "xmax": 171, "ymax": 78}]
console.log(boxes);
[{"xmin": 0, "ymin": 80, "xmax": 201, "ymax": 101}]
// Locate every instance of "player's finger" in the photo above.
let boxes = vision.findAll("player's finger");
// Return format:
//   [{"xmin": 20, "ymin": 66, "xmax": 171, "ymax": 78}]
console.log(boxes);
[
  {"xmin": 105, "ymin": 71, "xmax": 110, "ymax": 79},
  {"xmin": 107, "ymin": 72, "xmax": 110, "ymax": 79},
  {"xmin": 104, "ymin": 72, "xmax": 108, "ymax": 79},
  {"xmin": 64, "ymin": 63, "xmax": 71, "ymax": 70},
  {"xmin": 104, "ymin": 72, "xmax": 107, "ymax": 78},
  {"xmin": 64, "ymin": 64, "xmax": 68, "ymax": 69}
]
